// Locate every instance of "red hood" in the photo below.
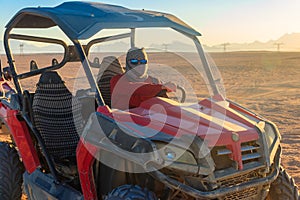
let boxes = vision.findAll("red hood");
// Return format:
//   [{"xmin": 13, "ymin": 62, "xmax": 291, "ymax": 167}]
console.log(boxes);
[{"xmin": 110, "ymin": 97, "xmax": 262, "ymax": 148}]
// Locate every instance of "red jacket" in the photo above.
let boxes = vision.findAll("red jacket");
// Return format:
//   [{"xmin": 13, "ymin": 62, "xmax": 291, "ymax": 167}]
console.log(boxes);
[{"xmin": 110, "ymin": 74, "xmax": 168, "ymax": 109}]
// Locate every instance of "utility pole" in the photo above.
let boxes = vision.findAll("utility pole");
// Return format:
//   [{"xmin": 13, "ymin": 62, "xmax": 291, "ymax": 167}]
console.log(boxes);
[
  {"xmin": 162, "ymin": 43, "xmax": 168, "ymax": 52},
  {"xmin": 221, "ymin": 43, "xmax": 230, "ymax": 52},
  {"xmin": 19, "ymin": 43, "xmax": 24, "ymax": 56},
  {"xmin": 274, "ymin": 43, "xmax": 283, "ymax": 52}
]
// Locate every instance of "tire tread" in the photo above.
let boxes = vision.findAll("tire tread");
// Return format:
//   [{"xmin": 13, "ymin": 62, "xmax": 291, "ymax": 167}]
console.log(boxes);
[
  {"xmin": 268, "ymin": 166, "xmax": 299, "ymax": 200},
  {"xmin": 0, "ymin": 142, "xmax": 23, "ymax": 200},
  {"xmin": 105, "ymin": 184, "xmax": 157, "ymax": 200}
]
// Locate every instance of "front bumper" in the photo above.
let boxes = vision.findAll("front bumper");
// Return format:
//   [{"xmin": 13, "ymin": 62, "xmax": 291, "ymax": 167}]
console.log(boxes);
[
  {"xmin": 148, "ymin": 146, "xmax": 281, "ymax": 199},
  {"xmin": 82, "ymin": 112, "xmax": 281, "ymax": 199}
]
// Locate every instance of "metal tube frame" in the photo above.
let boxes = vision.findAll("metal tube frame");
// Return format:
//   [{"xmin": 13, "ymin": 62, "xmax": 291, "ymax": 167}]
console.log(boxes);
[{"xmin": 4, "ymin": 11, "xmax": 224, "ymax": 189}]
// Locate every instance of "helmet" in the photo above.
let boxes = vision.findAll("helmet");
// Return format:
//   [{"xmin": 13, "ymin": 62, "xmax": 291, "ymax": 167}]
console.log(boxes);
[{"xmin": 125, "ymin": 47, "xmax": 148, "ymax": 81}]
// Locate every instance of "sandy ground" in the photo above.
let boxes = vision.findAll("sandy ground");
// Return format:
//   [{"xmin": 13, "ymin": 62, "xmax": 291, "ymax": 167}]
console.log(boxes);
[{"xmin": 0, "ymin": 51, "xmax": 299, "ymax": 198}]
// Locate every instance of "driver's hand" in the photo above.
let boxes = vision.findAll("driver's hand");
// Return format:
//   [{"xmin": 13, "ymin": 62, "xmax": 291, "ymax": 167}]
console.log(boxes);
[{"xmin": 163, "ymin": 82, "xmax": 177, "ymax": 92}]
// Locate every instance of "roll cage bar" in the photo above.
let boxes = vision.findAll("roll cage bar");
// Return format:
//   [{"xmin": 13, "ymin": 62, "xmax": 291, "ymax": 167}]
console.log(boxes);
[
  {"xmin": 2, "ymin": 2, "xmax": 222, "ymax": 182},
  {"xmin": 3, "ymin": 2, "xmax": 221, "ymax": 107}
]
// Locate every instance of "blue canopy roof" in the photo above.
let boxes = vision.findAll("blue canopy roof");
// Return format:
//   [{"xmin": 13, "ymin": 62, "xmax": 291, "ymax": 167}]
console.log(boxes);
[{"xmin": 6, "ymin": 1, "xmax": 201, "ymax": 39}]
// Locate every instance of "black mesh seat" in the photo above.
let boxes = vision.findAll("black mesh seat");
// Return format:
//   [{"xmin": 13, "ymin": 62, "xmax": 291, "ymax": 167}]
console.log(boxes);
[
  {"xmin": 96, "ymin": 56, "xmax": 124, "ymax": 107},
  {"xmin": 32, "ymin": 71, "xmax": 83, "ymax": 163}
]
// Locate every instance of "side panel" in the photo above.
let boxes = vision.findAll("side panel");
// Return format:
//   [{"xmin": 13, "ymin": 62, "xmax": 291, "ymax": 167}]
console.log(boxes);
[
  {"xmin": 24, "ymin": 170, "xmax": 83, "ymax": 200},
  {"xmin": 77, "ymin": 139, "xmax": 98, "ymax": 200},
  {"xmin": 0, "ymin": 102, "xmax": 40, "ymax": 173}
]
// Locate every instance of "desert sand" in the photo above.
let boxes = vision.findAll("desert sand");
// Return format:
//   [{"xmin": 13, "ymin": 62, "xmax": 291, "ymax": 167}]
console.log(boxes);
[{"xmin": 0, "ymin": 51, "xmax": 299, "ymax": 199}]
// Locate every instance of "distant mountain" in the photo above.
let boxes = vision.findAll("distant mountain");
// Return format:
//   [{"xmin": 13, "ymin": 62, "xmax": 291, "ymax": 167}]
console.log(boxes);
[
  {"xmin": 0, "ymin": 40, "xmax": 63, "ymax": 54},
  {"xmin": 149, "ymin": 33, "xmax": 300, "ymax": 52},
  {"xmin": 1, "ymin": 33, "xmax": 300, "ymax": 53},
  {"xmin": 149, "ymin": 41, "xmax": 196, "ymax": 52},
  {"xmin": 205, "ymin": 33, "xmax": 300, "ymax": 52}
]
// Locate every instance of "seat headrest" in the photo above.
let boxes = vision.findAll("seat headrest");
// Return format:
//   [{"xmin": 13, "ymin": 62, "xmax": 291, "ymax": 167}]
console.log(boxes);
[
  {"xmin": 38, "ymin": 71, "xmax": 64, "ymax": 85},
  {"xmin": 98, "ymin": 56, "xmax": 124, "ymax": 75},
  {"xmin": 102, "ymin": 56, "xmax": 121, "ymax": 67}
]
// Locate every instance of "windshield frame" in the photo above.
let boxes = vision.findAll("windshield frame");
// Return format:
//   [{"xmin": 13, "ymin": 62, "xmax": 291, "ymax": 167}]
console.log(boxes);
[
  {"xmin": 4, "ymin": 18, "xmax": 222, "ymax": 109},
  {"xmin": 81, "ymin": 28, "xmax": 222, "ymax": 100}
]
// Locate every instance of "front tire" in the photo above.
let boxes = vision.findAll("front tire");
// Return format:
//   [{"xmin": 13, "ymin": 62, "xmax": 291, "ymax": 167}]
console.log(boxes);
[
  {"xmin": 267, "ymin": 166, "xmax": 299, "ymax": 200},
  {"xmin": 0, "ymin": 142, "xmax": 24, "ymax": 200},
  {"xmin": 105, "ymin": 185, "xmax": 157, "ymax": 200}
]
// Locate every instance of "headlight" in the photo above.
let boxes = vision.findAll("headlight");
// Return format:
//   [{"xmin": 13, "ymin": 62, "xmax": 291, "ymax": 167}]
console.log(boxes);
[
  {"xmin": 264, "ymin": 123, "xmax": 276, "ymax": 151},
  {"xmin": 258, "ymin": 121, "xmax": 280, "ymax": 166},
  {"xmin": 155, "ymin": 142, "xmax": 198, "ymax": 173}
]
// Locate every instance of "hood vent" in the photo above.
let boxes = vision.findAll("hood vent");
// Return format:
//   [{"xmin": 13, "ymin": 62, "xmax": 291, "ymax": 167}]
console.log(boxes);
[
  {"xmin": 241, "ymin": 142, "xmax": 261, "ymax": 164},
  {"xmin": 212, "ymin": 141, "xmax": 261, "ymax": 170}
]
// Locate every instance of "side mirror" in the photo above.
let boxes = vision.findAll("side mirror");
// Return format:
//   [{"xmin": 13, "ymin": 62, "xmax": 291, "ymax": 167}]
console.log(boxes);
[
  {"xmin": 94, "ymin": 57, "xmax": 100, "ymax": 65},
  {"xmin": 90, "ymin": 57, "xmax": 101, "ymax": 68},
  {"xmin": 52, "ymin": 58, "xmax": 58, "ymax": 66},
  {"xmin": 3, "ymin": 66, "xmax": 12, "ymax": 81},
  {"xmin": 30, "ymin": 60, "xmax": 38, "ymax": 71}
]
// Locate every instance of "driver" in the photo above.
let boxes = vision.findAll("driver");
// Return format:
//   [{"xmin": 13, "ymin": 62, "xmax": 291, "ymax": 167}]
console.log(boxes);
[{"xmin": 110, "ymin": 47, "xmax": 176, "ymax": 110}]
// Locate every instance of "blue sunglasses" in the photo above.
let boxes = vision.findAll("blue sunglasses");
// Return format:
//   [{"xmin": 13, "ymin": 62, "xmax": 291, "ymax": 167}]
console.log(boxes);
[{"xmin": 130, "ymin": 59, "xmax": 148, "ymax": 65}]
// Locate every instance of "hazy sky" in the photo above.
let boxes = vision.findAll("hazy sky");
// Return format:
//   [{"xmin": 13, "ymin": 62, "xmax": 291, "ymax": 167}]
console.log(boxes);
[{"xmin": 1, "ymin": 0, "xmax": 300, "ymax": 46}]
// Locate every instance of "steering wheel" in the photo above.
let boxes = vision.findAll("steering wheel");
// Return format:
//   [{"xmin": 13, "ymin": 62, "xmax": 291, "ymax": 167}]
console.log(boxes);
[
  {"xmin": 156, "ymin": 85, "xmax": 186, "ymax": 103},
  {"xmin": 176, "ymin": 85, "xmax": 186, "ymax": 103}
]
